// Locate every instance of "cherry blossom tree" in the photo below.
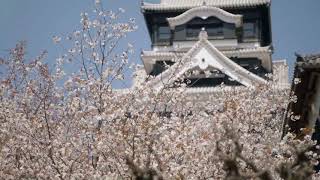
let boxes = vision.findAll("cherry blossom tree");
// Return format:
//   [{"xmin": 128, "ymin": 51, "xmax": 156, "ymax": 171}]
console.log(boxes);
[{"xmin": 0, "ymin": 2, "xmax": 319, "ymax": 180}]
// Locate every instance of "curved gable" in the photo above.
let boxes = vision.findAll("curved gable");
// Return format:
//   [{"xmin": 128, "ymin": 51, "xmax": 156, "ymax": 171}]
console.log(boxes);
[{"xmin": 167, "ymin": 6, "xmax": 242, "ymax": 30}]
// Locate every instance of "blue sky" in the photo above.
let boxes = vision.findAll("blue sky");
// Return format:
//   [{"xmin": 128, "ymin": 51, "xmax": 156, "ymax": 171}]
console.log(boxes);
[{"xmin": 0, "ymin": 0, "xmax": 319, "ymax": 83}]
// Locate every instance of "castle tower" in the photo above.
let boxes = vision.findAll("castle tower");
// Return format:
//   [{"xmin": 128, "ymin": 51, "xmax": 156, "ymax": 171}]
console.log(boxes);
[{"xmin": 136, "ymin": 0, "xmax": 287, "ymax": 91}]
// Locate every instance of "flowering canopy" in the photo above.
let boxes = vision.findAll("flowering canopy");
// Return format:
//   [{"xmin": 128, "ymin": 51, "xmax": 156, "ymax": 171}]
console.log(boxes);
[{"xmin": 0, "ymin": 2, "xmax": 319, "ymax": 180}]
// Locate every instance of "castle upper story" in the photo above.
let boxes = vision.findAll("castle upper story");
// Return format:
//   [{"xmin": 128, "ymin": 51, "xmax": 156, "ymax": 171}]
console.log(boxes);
[
  {"xmin": 135, "ymin": 0, "xmax": 288, "ymax": 91},
  {"xmin": 142, "ymin": 0, "xmax": 272, "ymax": 51}
]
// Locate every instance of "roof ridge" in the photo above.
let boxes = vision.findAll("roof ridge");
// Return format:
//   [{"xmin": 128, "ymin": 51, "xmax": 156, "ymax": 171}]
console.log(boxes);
[
  {"xmin": 303, "ymin": 53, "xmax": 320, "ymax": 59},
  {"xmin": 142, "ymin": 0, "xmax": 271, "ymax": 11}
]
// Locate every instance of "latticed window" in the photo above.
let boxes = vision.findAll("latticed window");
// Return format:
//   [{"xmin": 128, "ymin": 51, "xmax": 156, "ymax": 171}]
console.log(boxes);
[
  {"xmin": 158, "ymin": 25, "xmax": 171, "ymax": 41},
  {"xmin": 206, "ymin": 23, "xmax": 223, "ymax": 37},
  {"xmin": 186, "ymin": 17, "xmax": 225, "ymax": 39},
  {"xmin": 243, "ymin": 20, "xmax": 258, "ymax": 38},
  {"xmin": 186, "ymin": 23, "xmax": 202, "ymax": 38}
]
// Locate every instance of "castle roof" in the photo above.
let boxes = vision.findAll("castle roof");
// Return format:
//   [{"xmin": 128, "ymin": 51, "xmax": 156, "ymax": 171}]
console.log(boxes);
[
  {"xmin": 296, "ymin": 53, "xmax": 320, "ymax": 68},
  {"xmin": 146, "ymin": 30, "xmax": 267, "ymax": 91},
  {"xmin": 141, "ymin": 46, "xmax": 272, "ymax": 74},
  {"xmin": 142, "ymin": 0, "xmax": 271, "ymax": 12}
]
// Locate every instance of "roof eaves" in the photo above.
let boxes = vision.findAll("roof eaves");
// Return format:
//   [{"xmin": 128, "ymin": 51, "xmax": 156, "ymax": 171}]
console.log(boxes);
[
  {"xmin": 295, "ymin": 53, "xmax": 320, "ymax": 68},
  {"xmin": 142, "ymin": 0, "xmax": 271, "ymax": 12}
]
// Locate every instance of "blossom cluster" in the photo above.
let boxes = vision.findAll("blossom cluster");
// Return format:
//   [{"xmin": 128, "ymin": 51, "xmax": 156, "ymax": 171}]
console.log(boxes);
[{"xmin": 0, "ymin": 4, "xmax": 319, "ymax": 180}]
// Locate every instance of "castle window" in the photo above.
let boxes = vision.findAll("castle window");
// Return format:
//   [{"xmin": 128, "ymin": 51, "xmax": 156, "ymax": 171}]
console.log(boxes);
[
  {"xmin": 187, "ymin": 23, "xmax": 224, "ymax": 38},
  {"xmin": 234, "ymin": 58, "xmax": 267, "ymax": 77},
  {"xmin": 150, "ymin": 60, "xmax": 175, "ymax": 76},
  {"xmin": 243, "ymin": 20, "xmax": 258, "ymax": 38},
  {"xmin": 158, "ymin": 25, "xmax": 171, "ymax": 41},
  {"xmin": 207, "ymin": 23, "xmax": 223, "ymax": 37},
  {"xmin": 186, "ymin": 17, "xmax": 224, "ymax": 39},
  {"xmin": 186, "ymin": 24, "xmax": 202, "ymax": 38},
  {"xmin": 186, "ymin": 78, "xmax": 224, "ymax": 87}
]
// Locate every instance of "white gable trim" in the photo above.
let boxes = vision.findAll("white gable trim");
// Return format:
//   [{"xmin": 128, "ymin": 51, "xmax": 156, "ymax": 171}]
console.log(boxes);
[
  {"xmin": 194, "ymin": 42, "xmax": 267, "ymax": 87},
  {"xmin": 167, "ymin": 6, "xmax": 243, "ymax": 29},
  {"xmin": 147, "ymin": 30, "xmax": 267, "ymax": 91}
]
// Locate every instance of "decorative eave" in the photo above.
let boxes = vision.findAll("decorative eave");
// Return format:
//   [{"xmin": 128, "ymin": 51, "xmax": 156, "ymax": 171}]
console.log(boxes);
[
  {"xmin": 167, "ymin": 6, "xmax": 242, "ymax": 29},
  {"xmin": 146, "ymin": 30, "xmax": 267, "ymax": 91},
  {"xmin": 184, "ymin": 85, "xmax": 246, "ymax": 94},
  {"xmin": 142, "ymin": 0, "xmax": 271, "ymax": 12},
  {"xmin": 141, "ymin": 46, "xmax": 273, "ymax": 73},
  {"xmin": 142, "ymin": 46, "xmax": 271, "ymax": 59}
]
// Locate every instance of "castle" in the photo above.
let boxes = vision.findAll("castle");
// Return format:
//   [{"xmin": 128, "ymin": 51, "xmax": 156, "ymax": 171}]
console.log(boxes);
[{"xmin": 133, "ymin": 0, "xmax": 288, "ymax": 92}]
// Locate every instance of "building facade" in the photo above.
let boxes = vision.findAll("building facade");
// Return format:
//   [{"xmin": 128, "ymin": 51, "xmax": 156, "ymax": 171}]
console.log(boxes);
[
  {"xmin": 283, "ymin": 54, "xmax": 320, "ymax": 137},
  {"xmin": 135, "ymin": 0, "xmax": 288, "ymax": 91}
]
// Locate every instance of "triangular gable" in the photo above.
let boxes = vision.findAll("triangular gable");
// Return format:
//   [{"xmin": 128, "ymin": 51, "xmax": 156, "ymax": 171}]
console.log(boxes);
[{"xmin": 147, "ymin": 30, "xmax": 267, "ymax": 91}]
